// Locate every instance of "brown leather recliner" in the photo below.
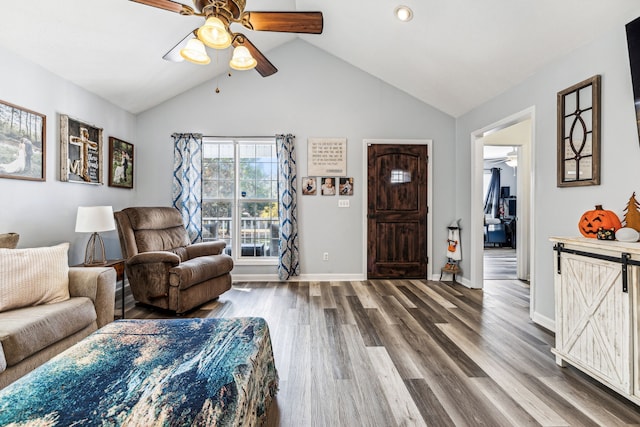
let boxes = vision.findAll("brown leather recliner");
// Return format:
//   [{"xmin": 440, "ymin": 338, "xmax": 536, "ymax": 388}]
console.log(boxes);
[{"xmin": 114, "ymin": 207, "xmax": 233, "ymax": 314}]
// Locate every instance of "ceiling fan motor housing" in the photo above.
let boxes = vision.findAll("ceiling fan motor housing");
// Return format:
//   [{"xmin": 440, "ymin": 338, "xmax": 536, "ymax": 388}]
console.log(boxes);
[
  {"xmin": 196, "ymin": 0, "xmax": 245, "ymax": 21},
  {"xmin": 132, "ymin": 0, "xmax": 323, "ymax": 77}
]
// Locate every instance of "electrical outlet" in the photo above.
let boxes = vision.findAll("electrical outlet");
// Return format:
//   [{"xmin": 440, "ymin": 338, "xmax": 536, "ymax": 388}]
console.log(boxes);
[{"xmin": 323, "ymin": 252, "xmax": 329, "ymax": 261}]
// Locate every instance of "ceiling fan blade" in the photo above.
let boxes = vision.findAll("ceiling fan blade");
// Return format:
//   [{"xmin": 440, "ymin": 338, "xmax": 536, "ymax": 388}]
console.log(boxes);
[
  {"xmin": 130, "ymin": 0, "xmax": 194, "ymax": 15},
  {"xmin": 242, "ymin": 12, "xmax": 323, "ymax": 34},
  {"xmin": 162, "ymin": 31, "xmax": 198, "ymax": 62},
  {"xmin": 233, "ymin": 36, "xmax": 278, "ymax": 77}
]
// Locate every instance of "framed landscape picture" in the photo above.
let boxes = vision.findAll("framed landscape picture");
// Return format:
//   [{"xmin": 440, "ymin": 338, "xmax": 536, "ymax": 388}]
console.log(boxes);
[
  {"xmin": 108, "ymin": 137, "xmax": 134, "ymax": 189},
  {"xmin": 60, "ymin": 114, "xmax": 103, "ymax": 184},
  {"xmin": 0, "ymin": 99, "xmax": 46, "ymax": 181}
]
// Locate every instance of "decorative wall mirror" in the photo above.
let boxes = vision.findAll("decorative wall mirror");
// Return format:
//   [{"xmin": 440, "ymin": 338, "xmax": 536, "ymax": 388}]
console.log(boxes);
[{"xmin": 557, "ymin": 75, "xmax": 601, "ymax": 187}]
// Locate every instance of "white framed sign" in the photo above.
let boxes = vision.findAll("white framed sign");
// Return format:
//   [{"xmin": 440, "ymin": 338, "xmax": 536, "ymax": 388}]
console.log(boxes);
[{"xmin": 307, "ymin": 137, "xmax": 347, "ymax": 176}]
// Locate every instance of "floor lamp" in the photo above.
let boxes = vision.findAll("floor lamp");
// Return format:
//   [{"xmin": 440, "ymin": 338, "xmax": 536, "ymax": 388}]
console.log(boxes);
[{"xmin": 75, "ymin": 206, "xmax": 115, "ymax": 266}]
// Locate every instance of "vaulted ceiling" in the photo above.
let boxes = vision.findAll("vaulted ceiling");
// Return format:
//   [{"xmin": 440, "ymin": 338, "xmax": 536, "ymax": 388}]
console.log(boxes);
[{"xmin": 1, "ymin": 1, "xmax": 639, "ymax": 117}]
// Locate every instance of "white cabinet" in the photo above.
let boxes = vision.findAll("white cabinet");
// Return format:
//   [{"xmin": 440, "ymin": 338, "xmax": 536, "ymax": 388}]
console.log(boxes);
[{"xmin": 551, "ymin": 237, "xmax": 640, "ymax": 404}]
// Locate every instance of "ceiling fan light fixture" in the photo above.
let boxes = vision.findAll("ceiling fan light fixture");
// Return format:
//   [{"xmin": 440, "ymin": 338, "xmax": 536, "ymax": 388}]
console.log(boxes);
[
  {"xmin": 198, "ymin": 16, "xmax": 232, "ymax": 49},
  {"xmin": 229, "ymin": 45, "xmax": 257, "ymax": 70},
  {"xmin": 179, "ymin": 38, "xmax": 211, "ymax": 64},
  {"xmin": 394, "ymin": 5, "xmax": 413, "ymax": 22}
]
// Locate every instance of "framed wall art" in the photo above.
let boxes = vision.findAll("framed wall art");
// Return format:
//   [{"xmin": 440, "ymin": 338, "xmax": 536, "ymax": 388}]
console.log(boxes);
[
  {"xmin": 60, "ymin": 114, "xmax": 103, "ymax": 184},
  {"xmin": 557, "ymin": 75, "xmax": 601, "ymax": 187},
  {"xmin": 339, "ymin": 177, "xmax": 354, "ymax": 195},
  {"xmin": 0, "ymin": 99, "xmax": 46, "ymax": 181},
  {"xmin": 108, "ymin": 137, "xmax": 134, "ymax": 189},
  {"xmin": 308, "ymin": 137, "xmax": 347, "ymax": 176},
  {"xmin": 321, "ymin": 177, "xmax": 336, "ymax": 195},
  {"xmin": 301, "ymin": 177, "xmax": 317, "ymax": 195}
]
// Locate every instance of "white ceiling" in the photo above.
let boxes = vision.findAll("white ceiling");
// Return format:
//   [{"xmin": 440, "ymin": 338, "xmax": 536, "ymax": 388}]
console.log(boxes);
[{"xmin": 1, "ymin": 1, "xmax": 639, "ymax": 117}]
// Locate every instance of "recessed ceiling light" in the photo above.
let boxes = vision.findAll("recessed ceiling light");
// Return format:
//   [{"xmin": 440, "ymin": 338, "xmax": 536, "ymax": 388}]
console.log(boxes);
[{"xmin": 394, "ymin": 5, "xmax": 413, "ymax": 22}]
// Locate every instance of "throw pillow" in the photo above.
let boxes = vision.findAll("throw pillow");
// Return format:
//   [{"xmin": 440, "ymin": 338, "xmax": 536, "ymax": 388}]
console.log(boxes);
[
  {"xmin": 0, "ymin": 232, "xmax": 19, "ymax": 249},
  {"xmin": 0, "ymin": 242, "xmax": 70, "ymax": 313}
]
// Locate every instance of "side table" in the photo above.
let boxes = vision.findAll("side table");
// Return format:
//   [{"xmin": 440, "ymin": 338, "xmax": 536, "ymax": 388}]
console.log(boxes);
[
  {"xmin": 72, "ymin": 259, "xmax": 126, "ymax": 319},
  {"xmin": 439, "ymin": 263, "xmax": 461, "ymax": 283}
]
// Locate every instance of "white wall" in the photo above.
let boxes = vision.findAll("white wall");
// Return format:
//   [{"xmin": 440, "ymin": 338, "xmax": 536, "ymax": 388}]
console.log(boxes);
[
  {"xmin": 0, "ymin": 48, "xmax": 137, "ymax": 264},
  {"xmin": 136, "ymin": 39, "xmax": 456, "ymax": 278},
  {"xmin": 456, "ymin": 22, "xmax": 640, "ymax": 325}
]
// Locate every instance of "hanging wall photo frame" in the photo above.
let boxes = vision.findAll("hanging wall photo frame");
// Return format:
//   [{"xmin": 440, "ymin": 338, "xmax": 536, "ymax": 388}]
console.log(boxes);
[
  {"xmin": 60, "ymin": 114, "xmax": 103, "ymax": 184},
  {"xmin": 0, "ymin": 101, "xmax": 47, "ymax": 181},
  {"xmin": 307, "ymin": 137, "xmax": 347, "ymax": 177},
  {"xmin": 301, "ymin": 177, "xmax": 317, "ymax": 195},
  {"xmin": 339, "ymin": 177, "xmax": 354, "ymax": 195},
  {"xmin": 108, "ymin": 137, "xmax": 134, "ymax": 189},
  {"xmin": 557, "ymin": 75, "xmax": 601, "ymax": 187},
  {"xmin": 0, "ymin": 99, "xmax": 46, "ymax": 181}
]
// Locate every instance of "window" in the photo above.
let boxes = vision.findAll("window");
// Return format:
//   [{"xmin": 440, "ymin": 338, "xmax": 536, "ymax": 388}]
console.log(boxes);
[{"xmin": 202, "ymin": 137, "xmax": 279, "ymax": 263}]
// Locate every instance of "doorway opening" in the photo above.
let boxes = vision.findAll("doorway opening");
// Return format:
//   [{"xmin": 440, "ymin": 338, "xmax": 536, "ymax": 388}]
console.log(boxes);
[
  {"xmin": 470, "ymin": 107, "xmax": 536, "ymax": 318},
  {"xmin": 482, "ymin": 145, "xmax": 518, "ymax": 280}
]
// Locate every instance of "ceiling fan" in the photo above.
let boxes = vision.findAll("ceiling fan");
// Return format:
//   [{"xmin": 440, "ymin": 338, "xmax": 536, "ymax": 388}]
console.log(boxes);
[{"xmin": 131, "ymin": 0, "xmax": 323, "ymax": 76}]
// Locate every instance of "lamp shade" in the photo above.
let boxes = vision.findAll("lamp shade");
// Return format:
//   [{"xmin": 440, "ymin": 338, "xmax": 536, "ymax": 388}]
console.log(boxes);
[
  {"xmin": 180, "ymin": 38, "xmax": 211, "ymax": 65},
  {"xmin": 229, "ymin": 45, "xmax": 257, "ymax": 70},
  {"xmin": 75, "ymin": 206, "xmax": 116, "ymax": 233},
  {"xmin": 198, "ymin": 16, "xmax": 232, "ymax": 49}
]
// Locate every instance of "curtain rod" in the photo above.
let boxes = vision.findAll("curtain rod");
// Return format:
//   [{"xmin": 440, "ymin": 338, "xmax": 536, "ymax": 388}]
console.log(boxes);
[{"xmin": 203, "ymin": 135, "xmax": 294, "ymax": 139}]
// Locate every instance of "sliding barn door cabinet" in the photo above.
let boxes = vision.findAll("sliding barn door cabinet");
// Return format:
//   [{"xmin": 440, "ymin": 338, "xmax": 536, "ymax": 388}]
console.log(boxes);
[{"xmin": 551, "ymin": 237, "xmax": 640, "ymax": 404}]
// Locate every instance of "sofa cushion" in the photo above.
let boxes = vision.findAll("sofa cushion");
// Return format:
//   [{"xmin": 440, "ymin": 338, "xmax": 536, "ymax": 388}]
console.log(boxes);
[
  {"xmin": 0, "ymin": 243, "xmax": 70, "ymax": 313},
  {"xmin": 0, "ymin": 297, "xmax": 96, "ymax": 367}
]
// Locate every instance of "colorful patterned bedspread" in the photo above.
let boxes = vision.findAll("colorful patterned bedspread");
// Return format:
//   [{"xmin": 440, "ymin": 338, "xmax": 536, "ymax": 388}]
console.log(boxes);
[{"xmin": 0, "ymin": 317, "xmax": 278, "ymax": 426}]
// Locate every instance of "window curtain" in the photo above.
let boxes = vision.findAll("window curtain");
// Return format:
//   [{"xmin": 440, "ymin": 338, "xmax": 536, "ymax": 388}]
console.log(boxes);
[
  {"xmin": 276, "ymin": 133, "xmax": 299, "ymax": 280},
  {"xmin": 172, "ymin": 133, "xmax": 203, "ymax": 243},
  {"xmin": 484, "ymin": 167, "xmax": 501, "ymax": 218}
]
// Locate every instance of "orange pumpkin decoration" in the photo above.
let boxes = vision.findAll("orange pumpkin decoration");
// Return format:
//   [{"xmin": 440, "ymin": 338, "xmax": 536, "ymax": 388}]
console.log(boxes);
[{"xmin": 578, "ymin": 205, "xmax": 622, "ymax": 238}]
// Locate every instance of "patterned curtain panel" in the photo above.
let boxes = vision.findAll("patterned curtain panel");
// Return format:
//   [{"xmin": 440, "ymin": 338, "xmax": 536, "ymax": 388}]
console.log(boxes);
[
  {"xmin": 276, "ymin": 134, "xmax": 299, "ymax": 280},
  {"xmin": 483, "ymin": 167, "xmax": 501, "ymax": 218},
  {"xmin": 172, "ymin": 133, "xmax": 203, "ymax": 243}
]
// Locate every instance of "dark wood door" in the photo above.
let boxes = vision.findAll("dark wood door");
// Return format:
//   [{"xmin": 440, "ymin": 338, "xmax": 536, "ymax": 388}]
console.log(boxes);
[{"xmin": 367, "ymin": 144, "xmax": 428, "ymax": 278}]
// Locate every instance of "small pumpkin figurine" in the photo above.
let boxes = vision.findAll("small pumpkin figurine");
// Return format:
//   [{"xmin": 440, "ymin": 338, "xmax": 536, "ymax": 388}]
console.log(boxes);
[{"xmin": 579, "ymin": 205, "xmax": 622, "ymax": 238}]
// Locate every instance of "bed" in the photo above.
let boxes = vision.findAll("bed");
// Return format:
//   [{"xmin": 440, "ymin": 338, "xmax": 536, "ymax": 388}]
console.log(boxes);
[{"xmin": 0, "ymin": 317, "xmax": 278, "ymax": 426}]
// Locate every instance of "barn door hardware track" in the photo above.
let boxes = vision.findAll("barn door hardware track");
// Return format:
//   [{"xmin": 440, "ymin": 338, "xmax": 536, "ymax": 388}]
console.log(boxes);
[{"xmin": 553, "ymin": 243, "xmax": 638, "ymax": 292}]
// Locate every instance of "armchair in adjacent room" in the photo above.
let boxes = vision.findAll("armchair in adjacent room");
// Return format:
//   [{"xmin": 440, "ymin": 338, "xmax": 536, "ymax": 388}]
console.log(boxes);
[{"xmin": 114, "ymin": 207, "xmax": 233, "ymax": 314}]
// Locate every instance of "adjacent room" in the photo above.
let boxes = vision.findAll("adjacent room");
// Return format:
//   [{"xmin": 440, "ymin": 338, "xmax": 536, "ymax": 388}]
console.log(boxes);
[{"xmin": 2, "ymin": 0, "xmax": 640, "ymax": 425}]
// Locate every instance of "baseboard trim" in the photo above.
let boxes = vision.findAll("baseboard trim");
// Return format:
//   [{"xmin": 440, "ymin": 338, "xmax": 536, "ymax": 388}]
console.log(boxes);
[
  {"xmin": 232, "ymin": 273, "xmax": 367, "ymax": 282},
  {"xmin": 430, "ymin": 273, "xmax": 477, "ymax": 289},
  {"xmin": 532, "ymin": 311, "xmax": 555, "ymax": 333}
]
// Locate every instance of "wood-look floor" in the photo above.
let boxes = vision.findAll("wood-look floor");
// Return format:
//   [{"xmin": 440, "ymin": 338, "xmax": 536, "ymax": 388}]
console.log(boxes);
[
  {"xmin": 484, "ymin": 247, "xmax": 517, "ymax": 280},
  {"xmin": 119, "ymin": 278, "xmax": 640, "ymax": 426}
]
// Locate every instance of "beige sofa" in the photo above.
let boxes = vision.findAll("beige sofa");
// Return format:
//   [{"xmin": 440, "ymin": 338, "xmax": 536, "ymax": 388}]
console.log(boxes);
[{"xmin": 0, "ymin": 266, "xmax": 116, "ymax": 389}]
